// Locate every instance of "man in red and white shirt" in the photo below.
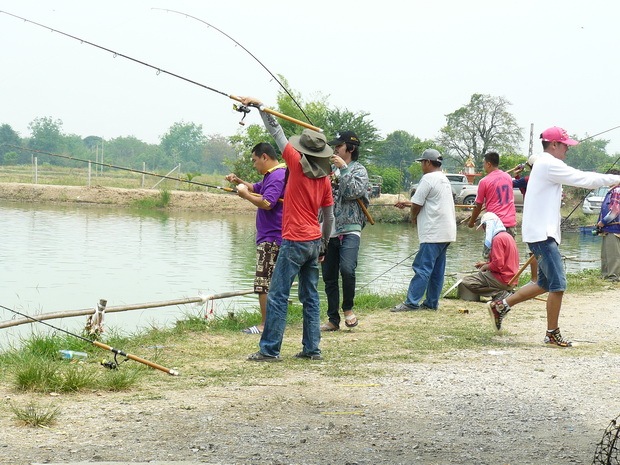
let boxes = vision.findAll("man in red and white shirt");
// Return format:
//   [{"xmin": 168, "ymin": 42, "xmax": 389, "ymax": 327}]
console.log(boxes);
[
  {"xmin": 468, "ymin": 151, "xmax": 517, "ymax": 238},
  {"xmin": 461, "ymin": 212, "xmax": 519, "ymax": 301}
]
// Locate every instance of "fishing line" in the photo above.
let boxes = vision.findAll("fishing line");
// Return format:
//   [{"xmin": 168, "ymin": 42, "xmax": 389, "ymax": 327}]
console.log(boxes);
[
  {"xmin": 357, "ymin": 249, "xmax": 419, "ymax": 292},
  {"xmin": 152, "ymin": 8, "xmax": 314, "ymax": 126},
  {"xmin": 0, "ymin": 10, "xmax": 320, "ymax": 132},
  {"xmin": 3, "ymin": 144, "xmax": 239, "ymax": 194},
  {"xmin": 0, "ymin": 303, "xmax": 179, "ymax": 376}
]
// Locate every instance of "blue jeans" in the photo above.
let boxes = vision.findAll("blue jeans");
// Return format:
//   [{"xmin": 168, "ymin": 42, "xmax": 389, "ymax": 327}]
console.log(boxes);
[
  {"xmin": 259, "ymin": 238, "xmax": 322, "ymax": 357},
  {"xmin": 321, "ymin": 234, "xmax": 360, "ymax": 327},
  {"xmin": 528, "ymin": 237, "xmax": 567, "ymax": 292},
  {"xmin": 405, "ymin": 242, "xmax": 450, "ymax": 309}
]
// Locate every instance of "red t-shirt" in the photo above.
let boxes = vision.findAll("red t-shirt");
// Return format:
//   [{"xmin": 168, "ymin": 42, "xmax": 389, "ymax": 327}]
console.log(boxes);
[
  {"xmin": 488, "ymin": 231, "xmax": 520, "ymax": 284},
  {"xmin": 282, "ymin": 144, "xmax": 333, "ymax": 241},
  {"xmin": 475, "ymin": 169, "xmax": 517, "ymax": 228}
]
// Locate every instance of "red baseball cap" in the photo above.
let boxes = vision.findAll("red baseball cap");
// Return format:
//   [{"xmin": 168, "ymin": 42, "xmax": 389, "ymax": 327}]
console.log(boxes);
[{"xmin": 540, "ymin": 127, "xmax": 579, "ymax": 146}]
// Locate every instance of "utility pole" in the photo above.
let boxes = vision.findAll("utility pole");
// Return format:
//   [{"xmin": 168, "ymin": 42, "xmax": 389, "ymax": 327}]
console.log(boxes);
[{"xmin": 528, "ymin": 123, "xmax": 534, "ymax": 157}]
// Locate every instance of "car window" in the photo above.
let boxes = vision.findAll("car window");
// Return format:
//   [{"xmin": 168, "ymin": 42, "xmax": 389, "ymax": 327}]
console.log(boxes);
[{"xmin": 594, "ymin": 186, "xmax": 610, "ymax": 197}]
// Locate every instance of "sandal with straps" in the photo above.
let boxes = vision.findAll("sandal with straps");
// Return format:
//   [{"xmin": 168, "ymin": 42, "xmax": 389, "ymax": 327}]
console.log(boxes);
[{"xmin": 344, "ymin": 313, "xmax": 359, "ymax": 328}]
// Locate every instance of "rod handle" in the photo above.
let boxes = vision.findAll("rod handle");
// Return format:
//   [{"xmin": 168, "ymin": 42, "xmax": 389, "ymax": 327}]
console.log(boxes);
[
  {"xmin": 93, "ymin": 341, "xmax": 179, "ymax": 376},
  {"xmin": 357, "ymin": 198, "xmax": 375, "ymax": 225}
]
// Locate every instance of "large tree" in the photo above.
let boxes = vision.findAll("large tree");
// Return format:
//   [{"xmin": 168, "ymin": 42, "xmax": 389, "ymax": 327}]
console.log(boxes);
[{"xmin": 437, "ymin": 94, "xmax": 523, "ymax": 169}]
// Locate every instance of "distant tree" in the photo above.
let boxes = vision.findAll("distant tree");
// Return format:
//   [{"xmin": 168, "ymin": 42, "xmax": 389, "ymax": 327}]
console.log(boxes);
[
  {"xmin": 83, "ymin": 135, "xmax": 103, "ymax": 151},
  {"xmin": 160, "ymin": 122, "xmax": 208, "ymax": 172},
  {"xmin": 28, "ymin": 117, "xmax": 65, "ymax": 164},
  {"xmin": 437, "ymin": 94, "xmax": 523, "ymax": 169},
  {"xmin": 104, "ymin": 136, "xmax": 159, "ymax": 169},
  {"xmin": 565, "ymin": 137, "xmax": 612, "ymax": 171},
  {"xmin": 0, "ymin": 124, "xmax": 21, "ymax": 164},
  {"xmin": 203, "ymin": 134, "xmax": 237, "ymax": 174},
  {"xmin": 228, "ymin": 124, "xmax": 273, "ymax": 182},
  {"xmin": 374, "ymin": 131, "xmax": 419, "ymax": 168}
]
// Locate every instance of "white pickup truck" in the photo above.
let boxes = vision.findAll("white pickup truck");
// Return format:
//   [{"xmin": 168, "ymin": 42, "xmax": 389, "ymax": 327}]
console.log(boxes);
[{"xmin": 409, "ymin": 173, "xmax": 470, "ymax": 199}]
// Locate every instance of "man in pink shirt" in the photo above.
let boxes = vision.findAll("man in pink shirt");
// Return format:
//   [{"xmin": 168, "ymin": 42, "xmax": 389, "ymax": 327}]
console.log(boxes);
[{"xmin": 468, "ymin": 151, "xmax": 517, "ymax": 240}]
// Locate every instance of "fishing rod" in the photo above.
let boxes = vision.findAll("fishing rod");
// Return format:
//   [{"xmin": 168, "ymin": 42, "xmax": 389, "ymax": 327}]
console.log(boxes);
[
  {"xmin": 152, "ymin": 8, "xmax": 314, "ymax": 127},
  {"xmin": 0, "ymin": 10, "xmax": 321, "ymax": 133},
  {"xmin": 4, "ymin": 144, "xmax": 238, "ymax": 194},
  {"xmin": 150, "ymin": 9, "xmax": 376, "ymax": 223},
  {"xmin": 0, "ymin": 303, "xmax": 179, "ymax": 376}
]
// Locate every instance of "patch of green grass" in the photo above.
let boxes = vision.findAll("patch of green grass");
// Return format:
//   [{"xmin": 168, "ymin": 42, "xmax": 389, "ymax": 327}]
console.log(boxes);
[
  {"xmin": 9, "ymin": 401, "xmax": 60, "ymax": 427},
  {"xmin": 567, "ymin": 268, "xmax": 606, "ymax": 292},
  {"xmin": 130, "ymin": 189, "xmax": 171, "ymax": 209}
]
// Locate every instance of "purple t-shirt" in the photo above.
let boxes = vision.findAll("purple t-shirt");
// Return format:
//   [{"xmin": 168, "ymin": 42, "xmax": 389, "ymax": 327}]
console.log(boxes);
[{"xmin": 252, "ymin": 166, "xmax": 286, "ymax": 245}]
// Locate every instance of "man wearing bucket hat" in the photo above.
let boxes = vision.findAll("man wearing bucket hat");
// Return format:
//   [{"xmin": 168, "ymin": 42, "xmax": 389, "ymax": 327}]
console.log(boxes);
[
  {"xmin": 488, "ymin": 126, "xmax": 620, "ymax": 347},
  {"xmin": 460, "ymin": 212, "xmax": 519, "ymax": 301},
  {"xmin": 320, "ymin": 130, "xmax": 369, "ymax": 332},
  {"xmin": 241, "ymin": 97, "xmax": 334, "ymax": 362},
  {"xmin": 392, "ymin": 148, "xmax": 456, "ymax": 311}
]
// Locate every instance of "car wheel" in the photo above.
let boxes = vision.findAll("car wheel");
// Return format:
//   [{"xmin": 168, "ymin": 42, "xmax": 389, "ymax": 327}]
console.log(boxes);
[{"xmin": 463, "ymin": 195, "xmax": 476, "ymax": 206}]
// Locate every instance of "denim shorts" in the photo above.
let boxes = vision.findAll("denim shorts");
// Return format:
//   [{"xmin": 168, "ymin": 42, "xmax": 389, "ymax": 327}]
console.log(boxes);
[{"xmin": 528, "ymin": 237, "xmax": 566, "ymax": 292}]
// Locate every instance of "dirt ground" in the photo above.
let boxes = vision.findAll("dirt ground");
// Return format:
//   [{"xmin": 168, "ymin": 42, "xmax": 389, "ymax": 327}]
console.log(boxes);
[
  {"xmin": 1, "ymin": 289, "xmax": 620, "ymax": 465},
  {"xmin": 1, "ymin": 183, "xmax": 619, "ymax": 464}
]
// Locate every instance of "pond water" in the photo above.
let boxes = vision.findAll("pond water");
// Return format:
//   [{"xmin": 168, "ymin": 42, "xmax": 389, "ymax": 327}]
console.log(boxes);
[{"xmin": 0, "ymin": 201, "xmax": 602, "ymax": 348}]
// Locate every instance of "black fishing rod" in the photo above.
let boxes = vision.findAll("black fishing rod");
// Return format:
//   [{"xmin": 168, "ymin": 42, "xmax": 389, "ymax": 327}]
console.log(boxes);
[
  {"xmin": 3, "ymin": 144, "xmax": 238, "ymax": 194},
  {"xmin": 0, "ymin": 10, "xmax": 321, "ymax": 133},
  {"xmin": 0, "ymin": 303, "xmax": 179, "ymax": 376},
  {"xmin": 152, "ymin": 8, "xmax": 314, "ymax": 127}
]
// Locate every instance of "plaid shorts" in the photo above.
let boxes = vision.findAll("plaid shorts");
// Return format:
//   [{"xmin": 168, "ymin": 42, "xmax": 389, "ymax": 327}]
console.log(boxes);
[{"xmin": 254, "ymin": 241, "xmax": 280, "ymax": 293}]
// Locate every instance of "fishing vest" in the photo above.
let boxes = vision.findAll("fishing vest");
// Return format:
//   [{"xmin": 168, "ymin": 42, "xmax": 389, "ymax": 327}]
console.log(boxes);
[{"xmin": 598, "ymin": 186, "xmax": 620, "ymax": 234}]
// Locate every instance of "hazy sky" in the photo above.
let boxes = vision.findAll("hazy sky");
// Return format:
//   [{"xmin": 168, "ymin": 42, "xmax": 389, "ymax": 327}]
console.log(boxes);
[{"xmin": 1, "ymin": 0, "xmax": 619, "ymax": 156}]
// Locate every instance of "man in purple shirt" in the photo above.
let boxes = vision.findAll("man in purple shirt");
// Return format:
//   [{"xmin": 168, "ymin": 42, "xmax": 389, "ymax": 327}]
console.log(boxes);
[{"xmin": 225, "ymin": 142, "xmax": 286, "ymax": 334}]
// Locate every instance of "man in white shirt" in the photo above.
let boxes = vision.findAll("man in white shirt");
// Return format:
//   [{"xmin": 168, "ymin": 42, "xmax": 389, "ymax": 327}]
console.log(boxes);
[
  {"xmin": 392, "ymin": 149, "xmax": 457, "ymax": 311},
  {"xmin": 488, "ymin": 126, "xmax": 620, "ymax": 347}
]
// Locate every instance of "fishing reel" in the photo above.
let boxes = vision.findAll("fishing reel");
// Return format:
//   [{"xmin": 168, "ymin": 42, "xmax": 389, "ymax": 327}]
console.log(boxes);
[
  {"xmin": 101, "ymin": 353, "xmax": 128, "ymax": 370},
  {"xmin": 233, "ymin": 104, "xmax": 252, "ymax": 126}
]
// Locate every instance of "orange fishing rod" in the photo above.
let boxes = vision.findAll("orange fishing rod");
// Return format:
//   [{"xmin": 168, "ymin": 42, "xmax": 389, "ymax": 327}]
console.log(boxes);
[{"xmin": 0, "ymin": 303, "xmax": 179, "ymax": 376}]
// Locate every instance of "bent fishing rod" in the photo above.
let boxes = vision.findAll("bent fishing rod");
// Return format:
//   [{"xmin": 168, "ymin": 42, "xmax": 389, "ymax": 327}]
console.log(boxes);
[
  {"xmin": 152, "ymin": 8, "xmax": 314, "ymax": 127},
  {"xmin": 150, "ymin": 9, "xmax": 373, "ymax": 223},
  {"xmin": 3, "ymin": 144, "xmax": 239, "ymax": 194},
  {"xmin": 0, "ymin": 303, "xmax": 179, "ymax": 376},
  {"xmin": 0, "ymin": 10, "xmax": 321, "ymax": 133}
]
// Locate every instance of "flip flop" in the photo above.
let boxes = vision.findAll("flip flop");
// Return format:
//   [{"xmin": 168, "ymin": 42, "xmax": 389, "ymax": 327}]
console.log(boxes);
[
  {"xmin": 242, "ymin": 325, "xmax": 262, "ymax": 334},
  {"xmin": 344, "ymin": 314, "xmax": 359, "ymax": 328}
]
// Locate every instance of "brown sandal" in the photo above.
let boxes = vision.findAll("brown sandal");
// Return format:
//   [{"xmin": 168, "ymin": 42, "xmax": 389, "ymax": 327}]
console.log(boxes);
[{"xmin": 320, "ymin": 321, "xmax": 339, "ymax": 331}]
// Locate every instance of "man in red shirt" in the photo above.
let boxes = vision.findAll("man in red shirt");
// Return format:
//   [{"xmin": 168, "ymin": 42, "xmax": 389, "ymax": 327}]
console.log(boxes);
[
  {"xmin": 461, "ymin": 212, "xmax": 519, "ymax": 301},
  {"xmin": 468, "ymin": 151, "xmax": 517, "ymax": 240},
  {"xmin": 242, "ymin": 97, "xmax": 334, "ymax": 362}
]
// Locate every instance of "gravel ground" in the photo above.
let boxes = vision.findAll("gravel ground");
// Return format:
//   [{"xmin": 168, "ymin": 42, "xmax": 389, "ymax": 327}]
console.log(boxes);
[{"xmin": 2, "ymin": 288, "xmax": 620, "ymax": 465}]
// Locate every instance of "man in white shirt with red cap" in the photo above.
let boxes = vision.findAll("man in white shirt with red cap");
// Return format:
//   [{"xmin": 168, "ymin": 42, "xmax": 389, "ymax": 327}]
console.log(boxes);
[{"xmin": 488, "ymin": 126, "xmax": 620, "ymax": 347}]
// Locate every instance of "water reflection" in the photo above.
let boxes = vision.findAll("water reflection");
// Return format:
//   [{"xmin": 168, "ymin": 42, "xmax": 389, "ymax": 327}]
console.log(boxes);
[{"xmin": 0, "ymin": 202, "xmax": 602, "ymax": 345}]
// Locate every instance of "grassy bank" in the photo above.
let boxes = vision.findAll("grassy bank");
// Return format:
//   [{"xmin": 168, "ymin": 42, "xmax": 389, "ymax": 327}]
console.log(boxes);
[{"xmin": 0, "ymin": 269, "xmax": 608, "ymax": 399}]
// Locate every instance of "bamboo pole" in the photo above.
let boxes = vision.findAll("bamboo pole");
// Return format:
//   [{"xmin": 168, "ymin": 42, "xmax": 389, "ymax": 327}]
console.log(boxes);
[{"xmin": 0, "ymin": 290, "xmax": 255, "ymax": 329}]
